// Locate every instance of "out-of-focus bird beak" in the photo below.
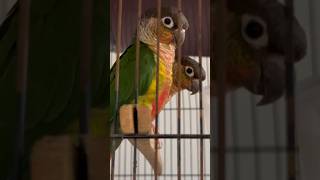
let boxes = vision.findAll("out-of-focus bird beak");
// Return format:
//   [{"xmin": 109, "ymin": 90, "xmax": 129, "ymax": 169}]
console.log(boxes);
[
  {"xmin": 246, "ymin": 54, "xmax": 286, "ymax": 106},
  {"xmin": 256, "ymin": 57, "xmax": 286, "ymax": 106},
  {"xmin": 254, "ymin": 18, "xmax": 307, "ymax": 105}
]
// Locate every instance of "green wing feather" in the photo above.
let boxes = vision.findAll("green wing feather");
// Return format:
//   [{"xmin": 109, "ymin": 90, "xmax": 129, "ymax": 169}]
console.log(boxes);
[
  {"xmin": 100, "ymin": 43, "xmax": 155, "ymax": 153},
  {"xmin": 109, "ymin": 43, "xmax": 156, "ymax": 123}
]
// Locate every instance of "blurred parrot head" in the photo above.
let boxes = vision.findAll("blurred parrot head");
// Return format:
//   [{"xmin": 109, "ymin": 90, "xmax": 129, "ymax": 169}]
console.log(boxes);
[
  {"xmin": 214, "ymin": 0, "xmax": 307, "ymax": 105},
  {"xmin": 138, "ymin": 7, "xmax": 189, "ymax": 46},
  {"xmin": 172, "ymin": 56, "xmax": 206, "ymax": 95}
]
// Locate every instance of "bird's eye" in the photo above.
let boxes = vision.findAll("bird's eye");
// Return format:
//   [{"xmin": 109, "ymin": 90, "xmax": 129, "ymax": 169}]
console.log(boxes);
[
  {"xmin": 241, "ymin": 14, "xmax": 268, "ymax": 48},
  {"xmin": 185, "ymin": 66, "xmax": 194, "ymax": 78},
  {"xmin": 161, "ymin": 16, "xmax": 174, "ymax": 29},
  {"xmin": 246, "ymin": 20, "xmax": 263, "ymax": 39}
]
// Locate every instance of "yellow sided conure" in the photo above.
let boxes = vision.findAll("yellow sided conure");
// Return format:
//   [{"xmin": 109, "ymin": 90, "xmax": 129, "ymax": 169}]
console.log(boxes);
[
  {"xmin": 148, "ymin": 55, "xmax": 206, "ymax": 135},
  {"xmin": 171, "ymin": 56, "xmax": 206, "ymax": 95}
]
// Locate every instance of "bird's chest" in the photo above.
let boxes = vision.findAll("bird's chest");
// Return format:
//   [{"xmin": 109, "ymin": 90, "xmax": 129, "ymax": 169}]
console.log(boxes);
[
  {"xmin": 226, "ymin": 64, "xmax": 259, "ymax": 86},
  {"xmin": 138, "ymin": 57, "xmax": 173, "ymax": 118}
]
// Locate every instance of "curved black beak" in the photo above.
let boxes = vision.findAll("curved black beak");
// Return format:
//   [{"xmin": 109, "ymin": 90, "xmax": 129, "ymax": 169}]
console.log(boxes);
[
  {"xmin": 245, "ymin": 54, "xmax": 286, "ymax": 106},
  {"xmin": 173, "ymin": 12, "xmax": 189, "ymax": 46},
  {"xmin": 242, "ymin": 13, "xmax": 307, "ymax": 106},
  {"xmin": 188, "ymin": 80, "xmax": 200, "ymax": 95},
  {"xmin": 174, "ymin": 29, "xmax": 186, "ymax": 46},
  {"xmin": 256, "ymin": 56, "xmax": 286, "ymax": 105},
  {"xmin": 188, "ymin": 69, "xmax": 206, "ymax": 95}
]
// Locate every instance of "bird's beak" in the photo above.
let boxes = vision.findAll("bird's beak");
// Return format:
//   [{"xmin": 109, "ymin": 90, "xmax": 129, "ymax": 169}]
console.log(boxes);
[
  {"xmin": 187, "ymin": 80, "xmax": 200, "ymax": 95},
  {"xmin": 174, "ymin": 28, "xmax": 185, "ymax": 46},
  {"xmin": 200, "ymin": 67, "xmax": 206, "ymax": 81},
  {"xmin": 253, "ymin": 18, "xmax": 306, "ymax": 105},
  {"xmin": 187, "ymin": 67, "xmax": 206, "ymax": 95},
  {"xmin": 173, "ymin": 12, "xmax": 188, "ymax": 46},
  {"xmin": 245, "ymin": 54, "xmax": 286, "ymax": 106}
]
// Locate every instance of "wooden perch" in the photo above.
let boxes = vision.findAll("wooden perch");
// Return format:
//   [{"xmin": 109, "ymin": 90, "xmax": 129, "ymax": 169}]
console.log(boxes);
[
  {"xmin": 120, "ymin": 104, "xmax": 163, "ymax": 175},
  {"xmin": 119, "ymin": 104, "xmax": 153, "ymax": 134}
]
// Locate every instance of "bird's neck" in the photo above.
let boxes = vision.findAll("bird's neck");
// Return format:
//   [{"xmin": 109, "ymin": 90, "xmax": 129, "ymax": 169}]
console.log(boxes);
[
  {"xmin": 149, "ymin": 43, "xmax": 175, "ymax": 65},
  {"xmin": 138, "ymin": 20, "xmax": 176, "ymax": 64},
  {"xmin": 169, "ymin": 83, "xmax": 181, "ymax": 97}
]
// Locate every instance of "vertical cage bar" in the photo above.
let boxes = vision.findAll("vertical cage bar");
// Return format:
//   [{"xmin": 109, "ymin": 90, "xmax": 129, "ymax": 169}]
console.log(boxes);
[
  {"xmin": 284, "ymin": 0, "xmax": 296, "ymax": 180},
  {"xmin": 187, "ymin": 94, "xmax": 194, "ymax": 180},
  {"xmin": 273, "ymin": 103, "xmax": 282, "ymax": 180},
  {"xmin": 78, "ymin": 0, "xmax": 93, "ymax": 179},
  {"xmin": 212, "ymin": 0, "xmax": 227, "ymax": 180},
  {"xmin": 250, "ymin": 96, "xmax": 261, "ymax": 180},
  {"xmin": 308, "ymin": 0, "xmax": 319, "ymax": 76},
  {"xmin": 176, "ymin": 0, "xmax": 182, "ymax": 180},
  {"xmin": 163, "ymin": 108, "xmax": 167, "ymax": 180},
  {"xmin": 210, "ymin": 0, "xmax": 214, "ymax": 179},
  {"xmin": 230, "ymin": 93, "xmax": 240, "ymax": 179},
  {"xmin": 133, "ymin": 0, "xmax": 142, "ymax": 179},
  {"xmin": 155, "ymin": 0, "xmax": 161, "ymax": 179},
  {"xmin": 79, "ymin": 0, "xmax": 92, "ymax": 135},
  {"xmin": 112, "ymin": 0, "xmax": 123, "ymax": 179},
  {"xmin": 169, "ymin": 102, "xmax": 174, "ymax": 179},
  {"xmin": 10, "ymin": 0, "xmax": 30, "ymax": 179},
  {"xmin": 197, "ymin": 0, "xmax": 204, "ymax": 179},
  {"xmin": 106, "ymin": 1, "xmax": 111, "ymax": 178},
  {"xmin": 134, "ymin": 0, "xmax": 142, "ymax": 134}
]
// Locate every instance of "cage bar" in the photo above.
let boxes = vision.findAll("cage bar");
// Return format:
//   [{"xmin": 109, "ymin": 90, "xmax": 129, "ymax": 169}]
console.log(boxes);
[
  {"xmin": 212, "ymin": 0, "xmax": 227, "ymax": 179},
  {"xmin": 10, "ymin": 0, "xmax": 31, "ymax": 179},
  {"xmin": 197, "ymin": 0, "xmax": 204, "ymax": 179},
  {"xmin": 112, "ymin": 134, "xmax": 210, "ymax": 139},
  {"xmin": 309, "ymin": 0, "xmax": 319, "ymax": 76},
  {"xmin": 79, "ymin": 0, "xmax": 92, "ymax": 135},
  {"xmin": 133, "ymin": 0, "xmax": 142, "ymax": 179},
  {"xmin": 77, "ymin": 0, "xmax": 94, "ymax": 179},
  {"xmin": 273, "ymin": 102, "xmax": 283, "ymax": 180},
  {"xmin": 176, "ymin": 0, "xmax": 182, "ymax": 179},
  {"xmin": 154, "ymin": 0, "xmax": 162, "ymax": 179},
  {"xmin": 250, "ymin": 95, "xmax": 261, "ymax": 180},
  {"xmin": 210, "ymin": 0, "xmax": 215, "ymax": 179},
  {"xmin": 111, "ymin": 0, "xmax": 123, "ymax": 179},
  {"xmin": 284, "ymin": 0, "xmax": 297, "ymax": 180}
]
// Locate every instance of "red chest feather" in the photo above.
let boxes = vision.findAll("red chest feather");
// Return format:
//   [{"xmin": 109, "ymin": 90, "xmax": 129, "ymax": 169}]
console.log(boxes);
[{"xmin": 151, "ymin": 87, "xmax": 170, "ymax": 118}]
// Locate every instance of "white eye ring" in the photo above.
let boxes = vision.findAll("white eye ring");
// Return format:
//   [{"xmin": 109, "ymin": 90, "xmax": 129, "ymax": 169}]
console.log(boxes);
[
  {"xmin": 161, "ymin": 16, "xmax": 174, "ymax": 29},
  {"xmin": 241, "ymin": 14, "xmax": 268, "ymax": 49},
  {"xmin": 185, "ymin": 66, "xmax": 194, "ymax": 78}
]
